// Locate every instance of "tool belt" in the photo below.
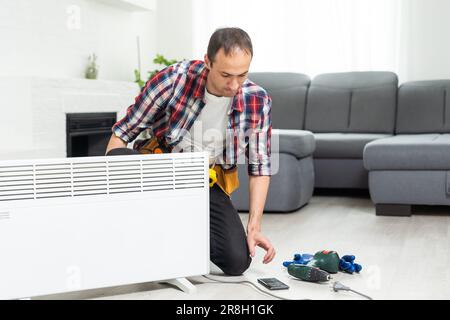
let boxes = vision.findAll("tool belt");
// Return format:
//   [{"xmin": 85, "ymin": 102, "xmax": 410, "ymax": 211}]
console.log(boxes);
[{"xmin": 137, "ymin": 136, "xmax": 239, "ymax": 196}]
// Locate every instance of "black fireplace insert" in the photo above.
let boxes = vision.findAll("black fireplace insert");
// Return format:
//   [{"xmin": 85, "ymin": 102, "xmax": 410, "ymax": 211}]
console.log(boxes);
[{"xmin": 66, "ymin": 113, "xmax": 117, "ymax": 157}]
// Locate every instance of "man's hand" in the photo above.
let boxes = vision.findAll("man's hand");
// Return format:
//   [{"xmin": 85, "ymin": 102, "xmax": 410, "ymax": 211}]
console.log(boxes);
[{"xmin": 247, "ymin": 229, "xmax": 276, "ymax": 264}]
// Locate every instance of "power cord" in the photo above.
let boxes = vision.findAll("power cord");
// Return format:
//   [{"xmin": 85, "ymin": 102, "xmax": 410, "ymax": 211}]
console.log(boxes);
[
  {"xmin": 332, "ymin": 281, "xmax": 373, "ymax": 300},
  {"xmin": 202, "ymin": 275, "xmax": 374, "ymax": 300},
  {"xmin": 202, "ymin": 274, "xmax": 307, "ymax": 300}
]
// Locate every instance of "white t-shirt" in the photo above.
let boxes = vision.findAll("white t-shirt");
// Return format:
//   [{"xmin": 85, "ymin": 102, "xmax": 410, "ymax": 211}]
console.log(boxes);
[{"xmin": 178, "ymin": 88, "xmax": 232, "ymax": 165}]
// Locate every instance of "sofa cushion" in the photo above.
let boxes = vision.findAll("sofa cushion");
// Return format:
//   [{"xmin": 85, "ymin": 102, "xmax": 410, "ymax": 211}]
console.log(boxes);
[
  {"xmin": 305, "ymin": 71, "xmax": 398, "ymax": 133},
  {"xmin": 249, "ymin": 72, "xmax": 310, "ymax": 130},
  {"xmin": 364, "ymin": 134, "xmax": 450, "ymax": 170},
  {"xmin": 396, "ymin": 80, "xmax": 450, "ymax": 134},
  {"xmin": 313, "ymin": 133, "xmax": 392, "ymax": 159},
  {"xmin": 272, "ymin": 129, "xmax": 315, "ymax": 159}
]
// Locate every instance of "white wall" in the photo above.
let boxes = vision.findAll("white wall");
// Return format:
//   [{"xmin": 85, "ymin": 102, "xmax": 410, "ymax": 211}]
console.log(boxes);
[
  {"xmin": 2, "ymin": 0, "xmax": 450, "ymax": 84},
  {"xmin": 155, "ymin": 0, "xmax": 196, "ymax": 61},
  {"xmin": 0, "ymin": 0, "xmax": 157, "ymax": 82},
  {"xmin": 154, "ymin": 0, "xmax": 450, "ymax": 83},
  {"xmin": 404, "ymin": 0, "xmax": 450, "ymax": 81},
  {"xmin": 0, "ymin": 77, "xmax": 33, "ymax": 154}
]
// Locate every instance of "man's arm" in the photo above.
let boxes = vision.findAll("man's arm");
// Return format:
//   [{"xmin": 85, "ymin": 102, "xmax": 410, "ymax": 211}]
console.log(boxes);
[
  {"xmin": 107, "ymin": 64, "xmax": 177, "ymax": 155},
  {"xmin": 105, "ymin": 134, "xmax": 127, "ymax": 155},
  {"xmin": 245, "ymin": 94, "xmax": 275, "ymax": 264},
  {"xmin": 247, "ymin": 175, "xmax": 275, "ymax": 264},
  {"xmin": 247, "ymin": 175, "xmax": 270, "ymax": 230}
]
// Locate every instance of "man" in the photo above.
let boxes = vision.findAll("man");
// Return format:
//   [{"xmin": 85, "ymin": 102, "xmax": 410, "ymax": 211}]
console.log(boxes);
[{"xmin": 105, "ymin": 27, "xmax": 275, "ymax": 276}]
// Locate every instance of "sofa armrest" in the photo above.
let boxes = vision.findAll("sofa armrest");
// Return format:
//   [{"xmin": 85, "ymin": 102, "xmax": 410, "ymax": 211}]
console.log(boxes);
[{"xmin": 272, "ymin": 129, "xmax": 316, "ymax": 159}]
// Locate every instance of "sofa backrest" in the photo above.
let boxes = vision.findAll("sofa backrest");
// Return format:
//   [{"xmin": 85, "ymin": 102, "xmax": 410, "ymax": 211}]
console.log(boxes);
[
  {"xmin": 396, "ymin": 80, "xmax": 450, "ymax": 134},
  {"xmin": 249, "ymin": 72, "xmax": 310, "ymax": 130},
  {"xmin": 304, "ymin": 72, "xmax": 398, "ymax": 133}
]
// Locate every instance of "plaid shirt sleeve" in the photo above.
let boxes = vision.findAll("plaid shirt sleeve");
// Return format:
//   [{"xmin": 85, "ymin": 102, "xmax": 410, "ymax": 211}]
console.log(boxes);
[
  {"xmin": 112, "ymin": 66, "xmax": 176, "ymax": 143},
  {"xmin": 247, "ymin": 94, "xmax": 272, "ymax": 176}
]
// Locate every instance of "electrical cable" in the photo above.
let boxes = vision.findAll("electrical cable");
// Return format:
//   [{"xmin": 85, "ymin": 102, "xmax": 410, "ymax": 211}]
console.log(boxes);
[
  {"xmin": 332, "ymin": 281, "xmax": 373, "ymax": 300},
  {"xmin": 202, "ymin": 274, "xmax": 308, "ymax": 300},
  {"xmin": 202, "ymin": 275, "xmax": 374, "ymax": 300}
]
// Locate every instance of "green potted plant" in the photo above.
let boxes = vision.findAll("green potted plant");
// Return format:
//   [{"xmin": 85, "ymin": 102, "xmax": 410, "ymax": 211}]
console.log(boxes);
[
  {"xmin": 85, "ymin": 53, "xmax": 99, "ymax": 79},
  {"xmin": 134, "ymin": 54, "xmax": 181, "ymax": 88}
]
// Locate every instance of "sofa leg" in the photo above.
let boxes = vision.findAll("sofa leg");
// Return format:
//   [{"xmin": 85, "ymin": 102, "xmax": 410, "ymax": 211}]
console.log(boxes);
[{"xmin": 376, "ymin": 204, "xmax": 412, "ymax": 217}]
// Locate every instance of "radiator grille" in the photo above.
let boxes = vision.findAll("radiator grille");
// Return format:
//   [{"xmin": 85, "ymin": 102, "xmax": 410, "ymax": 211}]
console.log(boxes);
[
  {"xmin": 35, "ymin": 163, "xmax": 72, "ymax": 199},
  {"xmin": 174, "ymin": 157, "xmax": 206, "ymax": 189},
  {"xmin": 142, "ymin": 158, "xmax": 174, "ymax": 192},
  {"xmin": 73, "ymin": 162, "xmax": 108, "ymax": 197},
  {"xmin": 0, "ymin": 165, "xmax": 35, "ymax": 201},
  {"xmin": 0, "ymin": 154, "xmax": 206, "ymax": 202}
]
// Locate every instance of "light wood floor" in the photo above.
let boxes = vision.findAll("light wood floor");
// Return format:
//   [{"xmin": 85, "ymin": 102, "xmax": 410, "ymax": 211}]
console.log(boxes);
[{"xmin": 37, "ymin": 192, "xmax": 450, "ymax": 300}]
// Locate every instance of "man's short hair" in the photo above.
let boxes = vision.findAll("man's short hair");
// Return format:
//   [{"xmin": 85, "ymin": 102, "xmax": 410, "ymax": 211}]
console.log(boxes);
[{"xmin": 207, "ymin": 27, "xmax": 253, "ymax": 64}]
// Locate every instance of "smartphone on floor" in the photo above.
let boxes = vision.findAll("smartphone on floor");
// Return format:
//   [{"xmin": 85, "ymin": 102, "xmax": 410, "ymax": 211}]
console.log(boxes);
[{"xmin": 257, "ymin": 278, "xmax": 290, "ymax": 290}]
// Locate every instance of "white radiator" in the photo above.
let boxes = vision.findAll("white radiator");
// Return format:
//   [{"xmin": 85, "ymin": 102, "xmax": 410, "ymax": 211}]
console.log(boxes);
[{"xmin": 0, "ymin": 152, "xmax": 210, "ymax": 299}]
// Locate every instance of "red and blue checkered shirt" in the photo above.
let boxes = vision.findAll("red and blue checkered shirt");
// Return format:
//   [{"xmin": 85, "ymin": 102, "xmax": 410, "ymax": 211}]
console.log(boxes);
[{"xmin": 112, "ymin": 60, "xmax": 272, "ymax": 176}]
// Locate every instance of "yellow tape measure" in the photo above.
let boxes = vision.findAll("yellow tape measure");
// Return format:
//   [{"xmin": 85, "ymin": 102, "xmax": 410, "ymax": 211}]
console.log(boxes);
[{"xmin": 209, "ymin": 168, "xmax": 217, "ymax": 187}]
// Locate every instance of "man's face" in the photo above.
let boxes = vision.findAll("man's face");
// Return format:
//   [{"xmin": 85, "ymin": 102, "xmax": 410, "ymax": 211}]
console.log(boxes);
[{"xmin": 204, "ymin": 47, "xmax": 252, "ymax": 97}]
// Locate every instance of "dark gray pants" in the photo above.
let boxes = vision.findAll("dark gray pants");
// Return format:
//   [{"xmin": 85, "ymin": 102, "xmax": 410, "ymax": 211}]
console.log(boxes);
[{"xmin": 106, "ymin": 148, "xmax": 251, "ymax": 275}]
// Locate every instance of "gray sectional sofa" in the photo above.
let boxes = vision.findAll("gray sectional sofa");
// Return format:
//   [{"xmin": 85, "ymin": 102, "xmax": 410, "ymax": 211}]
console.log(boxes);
[
  {"xmin": 305, "ymin": 72, "xmax": 398, "ymax": 189},
  {"xmin": 364, "ymin": 80, "xmax": 450, "ymax": 216},
  {"xmin": 231, "ymin": 72, "xmax": 450, "ymax": 216}
]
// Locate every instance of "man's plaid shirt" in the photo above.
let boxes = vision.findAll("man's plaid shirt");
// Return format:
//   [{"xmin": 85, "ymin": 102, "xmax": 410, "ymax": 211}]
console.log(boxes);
[{"xmin": 112, "ymin": 60, "xmax": 272, "ymax": 176}]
